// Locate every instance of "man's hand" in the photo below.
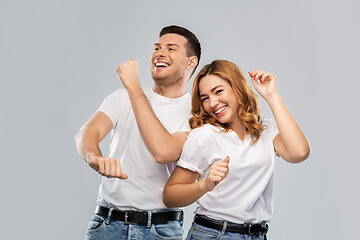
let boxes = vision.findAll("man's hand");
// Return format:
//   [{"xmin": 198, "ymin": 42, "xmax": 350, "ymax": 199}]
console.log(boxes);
[
  {"xmin": 116, "ymin": 59, "xmax": 140, "ymax": 91},
  {"xmin": 203, "ymin": 156, "xmax": 230, "ymax": 192},
  {"xmin": 87, "ymin": 153, "xmax": 128, "ymax": 179}
]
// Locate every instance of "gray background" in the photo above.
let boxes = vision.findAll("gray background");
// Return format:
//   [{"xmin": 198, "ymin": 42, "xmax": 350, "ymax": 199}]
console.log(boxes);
[{"xmin": 1, "ymin": 0, "xmax": 359, "ymax": 239}]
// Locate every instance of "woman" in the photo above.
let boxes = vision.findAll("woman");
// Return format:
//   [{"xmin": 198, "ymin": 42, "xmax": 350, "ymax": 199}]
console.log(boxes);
[{"xmin": 163, "ymin": 60, "xmax": 310, "ymax": 239}]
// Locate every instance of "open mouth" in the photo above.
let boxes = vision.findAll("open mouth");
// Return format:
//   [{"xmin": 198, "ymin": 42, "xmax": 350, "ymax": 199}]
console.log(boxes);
[
  {"xmin": 214, "ymin": 106, "xmax": 227, "ymax": 116},
  {"xmin": 154, "ymin": 60, "xmax": 170, "ymax": 68}
]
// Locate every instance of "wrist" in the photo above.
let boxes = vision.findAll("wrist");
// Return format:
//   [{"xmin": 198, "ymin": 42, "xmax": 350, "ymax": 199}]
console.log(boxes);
[
  {"xmin": 265, "ymin": 91, "xmax": 281, "ymax": 105},
  {"xmin": 127, "ymin": 84, "xmax": 147, "ymax": 102},
  {"xmin": 199, "ymin": 179, "xmax": 210, "ymax": 193},
  {"xmin": 125, "ymin": 78, "xmax": 141, "ymax": 93},
  {"xmin": 86, "ymin": 152, "xmax": 99, "ymax": 163}
]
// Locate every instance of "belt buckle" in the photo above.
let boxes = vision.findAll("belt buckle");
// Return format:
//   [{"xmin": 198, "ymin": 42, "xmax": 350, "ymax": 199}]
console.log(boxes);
[
  {"xmin": 124, "ymin": 210, "xmax": 136, "ymax": 224},
  {"xmin": 248, "ymin": 223, "xmax": 255, "ymax": 235}
]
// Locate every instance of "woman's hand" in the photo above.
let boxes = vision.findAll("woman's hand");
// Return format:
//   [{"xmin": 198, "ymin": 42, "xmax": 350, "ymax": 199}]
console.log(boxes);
[
  {"xmin": 203, "ymin": 156, "xmax": 230, "ymax": 192},
  {"xmin": 249, "ymin": 70, "xmax": 278, "ymax": 102}
]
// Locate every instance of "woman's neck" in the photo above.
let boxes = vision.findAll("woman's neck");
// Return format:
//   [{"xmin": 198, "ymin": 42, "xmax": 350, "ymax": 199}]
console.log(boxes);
[{"xmin": 230, "ymin": 119, "xmax": 248, "ymax": 141}]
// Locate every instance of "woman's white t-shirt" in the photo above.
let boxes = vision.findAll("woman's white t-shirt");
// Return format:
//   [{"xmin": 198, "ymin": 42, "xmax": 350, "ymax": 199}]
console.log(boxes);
[{"xmin": 177, "ymin": 119, "xmax": 279, "ymax": 224}]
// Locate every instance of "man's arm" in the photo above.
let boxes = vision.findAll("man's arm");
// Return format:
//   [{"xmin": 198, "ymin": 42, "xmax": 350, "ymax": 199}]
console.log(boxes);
[
  {"xmin": 75, "ymin": 111, "xmax": 128, "ymax": 179},
  {"xmin": 116, "ymin": 59, "xmax": 187, "ymax": 164}
]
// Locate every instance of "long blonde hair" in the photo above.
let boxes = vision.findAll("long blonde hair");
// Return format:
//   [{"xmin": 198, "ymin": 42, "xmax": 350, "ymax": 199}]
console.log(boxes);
[{"xmin": 189, "ymin": 60, "xmax": 266, "ymax": 144}]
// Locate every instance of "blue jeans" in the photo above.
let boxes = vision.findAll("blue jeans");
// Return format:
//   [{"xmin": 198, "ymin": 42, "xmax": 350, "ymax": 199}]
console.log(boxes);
[
  {"xmin": 85, "ymin": 209, "xmax": 184, "ymax": 240},
  {"xmin": 186, "ymin": 216, "xmax": 267, "ymax": 240}
]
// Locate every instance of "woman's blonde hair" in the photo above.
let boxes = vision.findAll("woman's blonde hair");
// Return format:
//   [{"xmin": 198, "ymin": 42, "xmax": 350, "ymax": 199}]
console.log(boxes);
[{"xmin": 189, "ymin": 60, "xmax": 266, "ymax": 144}]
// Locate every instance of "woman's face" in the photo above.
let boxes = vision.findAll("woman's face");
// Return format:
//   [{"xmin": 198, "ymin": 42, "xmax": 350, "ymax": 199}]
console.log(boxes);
[{"xmin": 199, "ymin": 74, "xmax": 240, "ymax": 127}]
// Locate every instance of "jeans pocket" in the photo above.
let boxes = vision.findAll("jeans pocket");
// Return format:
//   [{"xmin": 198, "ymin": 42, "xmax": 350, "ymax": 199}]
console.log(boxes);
[
  {"xmin": 151, "ymin": 220, "xmax": 184, "ymax": 239},
  {"xmin": 189, "ymin": 224, "xmax": 219, "ymax": 240},
  {"xmin": 87, "ymin": 215, "xmax": 105, "ymax": 232}
]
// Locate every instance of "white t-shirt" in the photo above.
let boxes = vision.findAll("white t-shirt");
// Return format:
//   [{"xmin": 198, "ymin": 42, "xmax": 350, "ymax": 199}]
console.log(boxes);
[
  {"xmin": 97, "ymin": 87, "xmax": 191, "ymax": 211},
  {"xmin": 177, "ymin": 119, "xmax": 279, "ymax": 224}
]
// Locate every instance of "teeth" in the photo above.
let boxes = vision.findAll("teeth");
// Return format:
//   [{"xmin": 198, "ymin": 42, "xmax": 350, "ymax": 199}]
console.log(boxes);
[
  {"xmin": 154, "ymin": 61, "xmax": 169, "ymax": 67},
  {"xmin": 155, "ymin": 63, "xmax": 167, "ymax": 67},
  {"xmin": 215, "ymin": 106, "xmax": 226, "ymax": 114}
]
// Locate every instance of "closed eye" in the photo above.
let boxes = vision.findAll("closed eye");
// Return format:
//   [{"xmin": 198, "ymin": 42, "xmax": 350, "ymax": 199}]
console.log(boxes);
[
  {"xmin": 215, "ymin": 89, "xmax": 223, "ymax": 94},
  {"xmin": 200, "ymin": 97, "xmax": 209, "ymax": 102}
]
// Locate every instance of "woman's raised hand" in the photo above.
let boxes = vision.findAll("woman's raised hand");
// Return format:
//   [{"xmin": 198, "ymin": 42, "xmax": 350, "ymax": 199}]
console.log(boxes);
[{"xmin": 249, "ymin": 70, "xmax": 278, "ymax": 101}]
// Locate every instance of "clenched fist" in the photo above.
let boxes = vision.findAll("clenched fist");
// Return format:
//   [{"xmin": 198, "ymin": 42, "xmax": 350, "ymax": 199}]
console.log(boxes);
[
  {"xmin": 203, "ymin": 156, "xmax": 230, "ymax": 192},
  {"xmin": 87, "ymin": 152, "xmax": 128, "ymax": 179},
  {"xmin": 116, "ymin": 58, "xmax": 140, "ymax": 90}
]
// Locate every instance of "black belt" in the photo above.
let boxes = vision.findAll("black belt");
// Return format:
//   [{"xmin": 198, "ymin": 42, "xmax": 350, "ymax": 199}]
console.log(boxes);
[
  {"xmin": 194, "ymin": 215, "xmax": 268, "ymax": 235},
  {"xmin": 95, "ymin": 206, "xmax": 183, "ymax": 225}
]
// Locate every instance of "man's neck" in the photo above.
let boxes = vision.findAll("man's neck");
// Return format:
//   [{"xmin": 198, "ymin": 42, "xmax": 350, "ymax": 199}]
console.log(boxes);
[{"xmin": 152, "ymin": 82, "xmax": 187, "ymax": 98}]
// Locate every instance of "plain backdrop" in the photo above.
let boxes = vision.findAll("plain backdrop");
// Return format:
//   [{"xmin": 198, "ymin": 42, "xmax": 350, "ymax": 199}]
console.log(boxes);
[{"xmin": 1, "ymin": 0, "xmax": 359, "ymax": 239}]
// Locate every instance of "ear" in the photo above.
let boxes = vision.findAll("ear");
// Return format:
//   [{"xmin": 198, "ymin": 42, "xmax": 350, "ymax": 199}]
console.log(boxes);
[{"xmin": 186, "ymin": 56, "xmax": 198, "ymax": 71}]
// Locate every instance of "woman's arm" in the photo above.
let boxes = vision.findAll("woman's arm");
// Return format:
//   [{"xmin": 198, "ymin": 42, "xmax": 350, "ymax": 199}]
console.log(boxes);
[
  {"xmin": 163, "ymin": 157, "xmax": 229, "ymax": 208},
  {"xmin": 250, "ymin": 70, "xmax": 310, "ymax": 163}
]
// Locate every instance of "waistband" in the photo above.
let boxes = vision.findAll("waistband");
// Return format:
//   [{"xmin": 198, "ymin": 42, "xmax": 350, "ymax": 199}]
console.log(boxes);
[
  {"xmin": 95, "ymin": 206, "xmax": 183, "ymax": 225},
  {"xmin": 194, "ymin": 214, "xmax": 268, "ymax": 235}
]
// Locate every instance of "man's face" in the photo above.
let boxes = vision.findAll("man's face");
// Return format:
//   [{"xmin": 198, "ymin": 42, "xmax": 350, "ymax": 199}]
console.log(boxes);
[{"xmin": 151, "ymin": 33, "xmax": 190, "ymax": 85}]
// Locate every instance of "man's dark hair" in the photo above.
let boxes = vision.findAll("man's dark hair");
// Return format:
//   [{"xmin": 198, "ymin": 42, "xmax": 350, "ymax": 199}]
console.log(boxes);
[{"xmin": 160, "ymin": 25, "xmax": 201, "ymax": 75}]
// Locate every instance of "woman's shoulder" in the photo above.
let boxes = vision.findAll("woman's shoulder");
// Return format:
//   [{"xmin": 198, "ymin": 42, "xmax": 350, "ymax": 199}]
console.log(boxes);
[
  {"xmin": 261, "ymin": 118, "xmax": 279, "ymax": 139},
  {"xmin": 262, "ymin": 118, "xmax": 274, "ymax": 124},
  {"xmin": 262, "ymin": 118, "xmax": 277, "ymax": 130}
]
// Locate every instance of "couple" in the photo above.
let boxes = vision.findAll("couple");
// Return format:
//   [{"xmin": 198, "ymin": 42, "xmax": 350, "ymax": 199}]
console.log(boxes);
[{"xmin": 75, "ymin": 25, "xmax": 310, "ymax": 240}]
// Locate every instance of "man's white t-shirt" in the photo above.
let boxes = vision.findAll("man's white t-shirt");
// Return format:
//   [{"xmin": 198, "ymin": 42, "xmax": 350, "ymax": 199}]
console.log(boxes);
[
  {"xmin": 97, "ymin": 88, "xmax": 191, "ymax": 211},
  {"xmin": 177, "ymin": 119, "xmax": 279, "ymax": 224}
]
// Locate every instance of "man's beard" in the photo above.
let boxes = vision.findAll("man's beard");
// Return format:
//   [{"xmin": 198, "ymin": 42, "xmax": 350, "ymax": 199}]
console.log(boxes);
[{"xmin": 152, "ymin": 70, "xmax": 183, "ymax": 87}]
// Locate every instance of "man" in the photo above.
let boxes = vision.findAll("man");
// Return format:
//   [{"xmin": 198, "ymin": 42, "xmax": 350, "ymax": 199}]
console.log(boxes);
[{"xmin": 75, "ymin": 25, "xmax": 201, "ymax": 239}]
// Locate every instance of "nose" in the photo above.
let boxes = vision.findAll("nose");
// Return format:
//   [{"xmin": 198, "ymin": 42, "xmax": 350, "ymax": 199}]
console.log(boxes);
[
  {"xmin": 209, "ymin": 96, "xmax": 219, "ymax": 109},
  {"xmin": 156, "ymin": 48, "xmax": 166, "ymax": 58}
]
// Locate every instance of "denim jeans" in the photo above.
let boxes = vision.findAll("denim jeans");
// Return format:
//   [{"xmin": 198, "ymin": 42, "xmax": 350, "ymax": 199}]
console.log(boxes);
[
  {"xmin": 85, "ymin": 209, "xmax": 184, "ymax": 240},
  {"xmin": 186, "ymin": 215, "xmax": 267, "ymax": 240}
]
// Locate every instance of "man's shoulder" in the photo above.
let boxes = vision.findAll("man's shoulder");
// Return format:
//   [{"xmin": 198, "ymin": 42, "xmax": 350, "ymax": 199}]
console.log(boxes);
[
  {"xmin": 105, "ymin": 87, "xmax": 151, "ymax": 101},
  {"xmin": 105, "ymin": 88, "xmax": 127, "ymax": 99}
]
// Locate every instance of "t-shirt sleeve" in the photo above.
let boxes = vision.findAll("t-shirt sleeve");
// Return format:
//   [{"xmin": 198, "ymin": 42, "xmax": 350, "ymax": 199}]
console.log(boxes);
[
  {"xmin": 270, "ymin": 119, "xmax": 279, "ymax": 140},
  {"xmin": 177, "ymin": 134, "xmax": 208, "ymax": 175},
  {"xmin": 98, "ymin": 89, "xmax": 126, "ymax": 127},
  {"xmin": 264, "ymin": 119, "xmax": 279, "ymax": 140},
  {"xmin": 176, "ymin": 114, "xmax": 192, "ymax": 132}
]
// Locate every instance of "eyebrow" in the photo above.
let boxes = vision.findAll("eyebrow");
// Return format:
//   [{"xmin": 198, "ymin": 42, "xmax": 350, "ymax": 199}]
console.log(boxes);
[
  {"xmin": 199, "ymin": 85, "xmax": 224, "ymax": 97},
  {"xmin": 154, "ymin": 43, "xmax": 180, "ymax": 48}
]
